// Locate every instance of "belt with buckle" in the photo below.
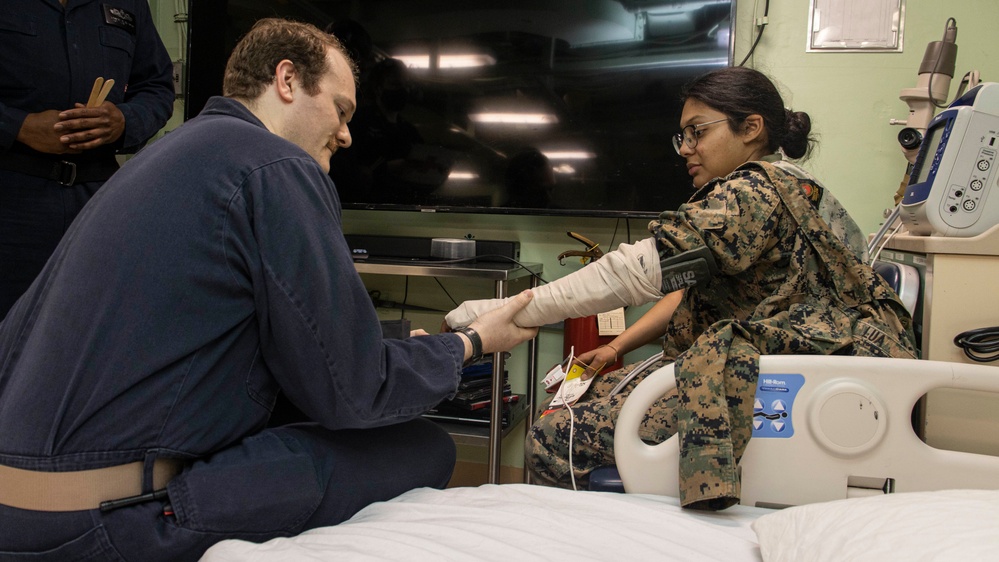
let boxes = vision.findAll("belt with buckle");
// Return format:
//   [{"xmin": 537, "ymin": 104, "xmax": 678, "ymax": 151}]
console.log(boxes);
[
  {"xmin": 0, "ymin": 459, "xmax": 183, "ymax": 512},
  {"xmin": 0, "ymin": 151, "xmax": 119, "ymax": 186}
]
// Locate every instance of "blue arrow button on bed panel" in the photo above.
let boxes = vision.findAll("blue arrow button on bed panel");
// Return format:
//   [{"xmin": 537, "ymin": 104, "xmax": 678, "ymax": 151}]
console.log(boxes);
[{"xmin": 752, "ymin": 373, "xmax": 805, "ymax": 439}]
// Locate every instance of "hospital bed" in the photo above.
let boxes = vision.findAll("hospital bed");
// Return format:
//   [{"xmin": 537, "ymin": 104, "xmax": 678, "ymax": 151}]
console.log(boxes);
[{"xmin": 201, "ymin": 356, "xmax": 999, "ymax": 561}]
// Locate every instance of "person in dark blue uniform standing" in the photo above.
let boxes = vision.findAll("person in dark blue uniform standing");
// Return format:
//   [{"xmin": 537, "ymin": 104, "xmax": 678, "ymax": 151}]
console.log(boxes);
[
  {"xmin": 0, "ymin": 18, "xmax": 537, "ymax": 561},
  {"xmin": 0, "ymin": 0, "xmax": 175, "ymax": 319}
]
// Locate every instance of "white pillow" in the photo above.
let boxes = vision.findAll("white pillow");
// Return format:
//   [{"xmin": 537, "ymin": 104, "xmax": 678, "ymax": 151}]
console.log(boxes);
[{"xmin": 752, "ymin": 489, "xmax": 999, "ymax": 561}]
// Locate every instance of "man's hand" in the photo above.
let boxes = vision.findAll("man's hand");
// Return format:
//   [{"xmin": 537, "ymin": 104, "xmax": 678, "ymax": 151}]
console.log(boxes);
[
  {"xmin": 54, "ymin": 102, "xmax": 126, "ymax": 151},
  {"xmin": 16, "ymin": 110, "xmax": 81, "ymax": 154},
  {"xmin": 467, "ymin": 290, "xmax": 538, "ymax": 356}
]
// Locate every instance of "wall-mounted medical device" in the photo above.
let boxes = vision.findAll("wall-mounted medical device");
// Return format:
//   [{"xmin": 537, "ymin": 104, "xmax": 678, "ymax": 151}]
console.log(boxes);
[
  {"xmin": 892, "ymin": 19, "xmax": 958, "ymax": 165},
  {"xmin": 900, "ymin": 83, "xmax": 999, "ymax": 237}
]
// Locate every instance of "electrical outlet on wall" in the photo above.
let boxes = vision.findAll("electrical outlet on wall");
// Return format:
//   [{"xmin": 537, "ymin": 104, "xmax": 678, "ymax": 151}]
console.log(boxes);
[{"xmin": 172, "ymin": 61, "xmax": 185, "ymax": 97}]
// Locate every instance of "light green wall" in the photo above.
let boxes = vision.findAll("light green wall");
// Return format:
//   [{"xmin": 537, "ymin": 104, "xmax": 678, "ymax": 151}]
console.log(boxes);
[
  {"xmin": 735, "ymin": 0, "xmax": 997, "ymax": 236},
  {"xmin": 148, "ymin": 1, "xmax": 997, "ymax": 468},
  {"xmin": 148, "ymin": 0, "xmax": 186, "ymax": 139}
]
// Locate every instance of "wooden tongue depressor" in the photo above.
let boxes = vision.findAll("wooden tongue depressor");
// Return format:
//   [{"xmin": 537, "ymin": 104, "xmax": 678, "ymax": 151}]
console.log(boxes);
[
  {"xmin": 92, "ymin": 78, "xmax": 115, "ymax": 107},
  {"xmin": 86, "ymin": 77, "xmax": 104, "ymax": 108}
]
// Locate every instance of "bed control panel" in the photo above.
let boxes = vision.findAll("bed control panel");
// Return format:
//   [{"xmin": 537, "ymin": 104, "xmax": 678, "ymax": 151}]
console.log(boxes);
[{"xmin": 752, "ymin": 374, "xmax": 805, "ymax": 438}]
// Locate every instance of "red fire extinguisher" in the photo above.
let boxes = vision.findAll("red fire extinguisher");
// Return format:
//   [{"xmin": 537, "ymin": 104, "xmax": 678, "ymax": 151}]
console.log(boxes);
[{"xmin": 557, "ymin": 232, "xmax": 623, "ymax": 375}]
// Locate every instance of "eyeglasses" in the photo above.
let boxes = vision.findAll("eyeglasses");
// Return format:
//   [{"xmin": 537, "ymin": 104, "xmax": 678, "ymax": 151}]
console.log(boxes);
[{"xmin": 672, "ymin": 118, "xmax": 732, "ymax": 155}]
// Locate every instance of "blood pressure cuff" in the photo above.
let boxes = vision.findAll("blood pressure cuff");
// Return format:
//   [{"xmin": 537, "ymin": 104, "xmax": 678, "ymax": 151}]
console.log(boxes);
[
  {"xmin": 445, "ymin": 237, "xmax": 663, "ymax": 329},
  {"xmin": 659, "ymin": 246, "xmax": 718, "ymax": 293}
]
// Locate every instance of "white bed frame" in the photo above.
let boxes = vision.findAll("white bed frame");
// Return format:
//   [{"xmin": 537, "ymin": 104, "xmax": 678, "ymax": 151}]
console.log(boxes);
[
  {"xmin": 202, "ymin": 356, "xmax": 999, "ymax": 561},
  {"xmin": 615, "ymin": 356, "xmax": 999, "ymax": 508}
]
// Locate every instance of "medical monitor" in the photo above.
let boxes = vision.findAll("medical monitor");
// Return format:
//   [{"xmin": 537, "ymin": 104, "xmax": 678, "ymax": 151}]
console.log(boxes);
[
  {"xmin": 900, "ymin": 83, "xmax": 999, "ymax": 237},
  {"xmin": 185, "ymin": 0, "xmax": 736, "ymax": 218},
  {"xmin": 912, "ymin": 121, "xmax": 946, "ymax": 186}
]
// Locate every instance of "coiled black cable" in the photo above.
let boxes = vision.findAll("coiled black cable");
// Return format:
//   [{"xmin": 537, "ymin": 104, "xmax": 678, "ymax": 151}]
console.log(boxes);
[
  {"xmin": 953, "ymin": 326, "xmax": 999, "ymax": 363},
  {"xmin": 738, "ymin": 0, "xmax": 770, "ymax": 67}
]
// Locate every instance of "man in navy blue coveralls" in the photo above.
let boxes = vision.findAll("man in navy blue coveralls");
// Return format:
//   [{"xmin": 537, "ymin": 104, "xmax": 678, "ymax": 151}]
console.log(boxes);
[
  {"xmin": 0, "ymin": 18, "xmax": 537, "ymax": 561},
  {"xmin": 0, "ymin": 0, "xmax": 175, "ymax": 320}
]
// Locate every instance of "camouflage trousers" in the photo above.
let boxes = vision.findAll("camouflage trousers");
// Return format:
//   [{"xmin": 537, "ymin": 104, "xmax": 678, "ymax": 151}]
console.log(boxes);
[
  {"xmin": 525, "ymin": 355, "xmax": 676, "ymax": 489},
  {"xmin": 673, "ymin": 309, "xmax": 916, "ymax": 510},
  {"xmin": 526, "ymin": 308, "xmax": 916, "ymax": 507}
]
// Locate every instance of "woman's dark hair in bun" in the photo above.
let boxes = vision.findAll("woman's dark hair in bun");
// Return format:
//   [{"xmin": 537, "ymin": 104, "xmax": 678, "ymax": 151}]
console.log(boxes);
[{"xmin": 681, "ymin": 66, "xmax": 816, "ymax": 159}]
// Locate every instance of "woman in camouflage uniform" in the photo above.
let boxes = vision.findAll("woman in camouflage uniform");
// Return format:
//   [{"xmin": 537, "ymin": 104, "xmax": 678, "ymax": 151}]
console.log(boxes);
[{"xmin": 446, "ymin": 67, "xmax": 916, "ymax": 509}]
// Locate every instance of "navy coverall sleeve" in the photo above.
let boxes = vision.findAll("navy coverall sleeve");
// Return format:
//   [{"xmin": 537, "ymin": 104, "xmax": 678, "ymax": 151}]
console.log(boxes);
[
  {"xmin": 0, "ymin": 103, "xmax": 27, "ymax": 153},
  {"xmin": 0, "ymin": 7, "xmax": 33, "ymax": 151},
  {"xmin": 238, "ymin": 159, "xmax": 465, "ymax": 430}
]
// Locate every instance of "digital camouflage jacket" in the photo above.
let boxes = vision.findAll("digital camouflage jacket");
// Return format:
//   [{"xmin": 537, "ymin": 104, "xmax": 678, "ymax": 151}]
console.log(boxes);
[{"xmin": 649, "ymin": 160, "xmax": 917, "ymax": 510}]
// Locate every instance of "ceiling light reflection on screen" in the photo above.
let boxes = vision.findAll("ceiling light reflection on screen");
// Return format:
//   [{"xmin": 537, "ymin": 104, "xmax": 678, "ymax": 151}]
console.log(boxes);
[
  {"xmin": 448, "ymin": 171, "xmax": 479, "ymax": 180},
  {"xmin": 440, "ymin": 54, "xmax": 496, "ymax": 68},
  {"xmin": 468, "ymin": 113, "xmax": 559, "ymax": 125},
  {"xmin": 395, "ymin": 54, "xmax": 496, "ymax": 69},
  {"xmin": 395, "ymin": 55, "xmax": 431, "ymax": 68},
  {"xmin": 543, "ymin": 151, "xmax": 595, "ymax": 160}
]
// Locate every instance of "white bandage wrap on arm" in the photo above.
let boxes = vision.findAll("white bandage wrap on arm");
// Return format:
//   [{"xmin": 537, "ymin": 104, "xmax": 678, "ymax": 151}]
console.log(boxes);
[{"xmin": 446, "ymin": 238, "xmax": 663, "ymax": 328}]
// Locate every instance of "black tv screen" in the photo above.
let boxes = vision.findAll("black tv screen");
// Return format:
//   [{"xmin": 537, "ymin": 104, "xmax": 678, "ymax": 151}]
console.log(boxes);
[{"xmin": 186, "ymin": 0, "xmax": 735, "ymax": 218}]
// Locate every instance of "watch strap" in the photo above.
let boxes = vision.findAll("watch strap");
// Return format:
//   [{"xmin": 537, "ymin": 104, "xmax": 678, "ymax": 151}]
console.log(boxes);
[{"xmin": 454, "ymin": 326, "xmax": 483, "ymax": 365}]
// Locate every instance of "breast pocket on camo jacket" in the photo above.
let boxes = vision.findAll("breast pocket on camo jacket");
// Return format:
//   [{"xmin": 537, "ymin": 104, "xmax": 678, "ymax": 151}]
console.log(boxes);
[{"xmin": 788, "ymin": 302, "xmax": 853, "ymax": 351}]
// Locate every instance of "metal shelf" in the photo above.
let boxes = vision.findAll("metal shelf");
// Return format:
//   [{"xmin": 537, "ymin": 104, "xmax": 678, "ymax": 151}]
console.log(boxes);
[
  {"xmin": 354, "ymin": 258, "xmax": 541, "ymax": 280},
  {"xmin": 353, "ymin": 258, "xmax": 542, "ymax": 483},
  {"xmin": 424, "ymin": 396, "xmax": 530, "ymax": 446}
]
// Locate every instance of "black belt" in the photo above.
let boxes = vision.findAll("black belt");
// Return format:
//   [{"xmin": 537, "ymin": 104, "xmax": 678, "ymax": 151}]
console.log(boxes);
[{"xmin": 0, "ymin": 151, "xmax": 119, "ymax": 186}]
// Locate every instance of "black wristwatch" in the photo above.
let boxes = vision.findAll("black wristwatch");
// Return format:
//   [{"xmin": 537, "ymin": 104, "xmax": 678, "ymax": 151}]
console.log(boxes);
[{"xmin": 453, "ymin": 326, "xmax": 483, "ymax": 365}]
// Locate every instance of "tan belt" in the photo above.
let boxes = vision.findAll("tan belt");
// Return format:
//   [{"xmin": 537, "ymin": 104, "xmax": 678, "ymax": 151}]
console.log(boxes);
[{"xmin": 0, "ymin": 459, "xmax": 182, "ymax": 512}]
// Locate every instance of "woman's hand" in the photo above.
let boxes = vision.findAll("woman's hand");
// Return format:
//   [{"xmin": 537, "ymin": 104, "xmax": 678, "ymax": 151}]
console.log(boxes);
[{"xmin": 575, "ymin": 343, "xmax": 619, "ymax": 380}]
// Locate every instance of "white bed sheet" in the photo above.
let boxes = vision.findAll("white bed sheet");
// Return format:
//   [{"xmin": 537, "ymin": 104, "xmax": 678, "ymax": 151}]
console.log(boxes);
[{"xmin": 200, "ymin": 484, "xmax": 770, "ymax": 561}]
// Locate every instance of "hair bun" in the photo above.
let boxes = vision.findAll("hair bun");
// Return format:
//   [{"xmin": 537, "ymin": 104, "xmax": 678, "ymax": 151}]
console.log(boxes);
[{"xmin": 782, "ymin": 109, "xmax": 813, "ymax": 159}]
